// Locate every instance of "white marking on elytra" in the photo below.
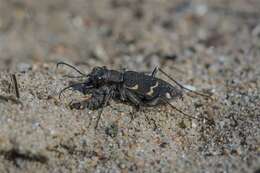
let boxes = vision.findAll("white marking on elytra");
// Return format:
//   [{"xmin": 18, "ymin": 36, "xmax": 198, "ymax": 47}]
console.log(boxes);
[
  {"xmin": 165, "ymin": 92, "xmax": 171, "ymax": 99},
  {"xmin": 146, "ymin": 82, "xmax": 159, "ymax": 96},
  {"xmin": 127, "ymin": 84, "xmax": 139, "ymax": 90}
]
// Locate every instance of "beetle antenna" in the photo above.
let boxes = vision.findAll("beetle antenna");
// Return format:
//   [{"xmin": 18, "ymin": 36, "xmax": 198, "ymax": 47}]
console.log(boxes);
[
  {"xmin": 158, "ymin": 68, "xmax": 212, "ymax": 99},
  {"xmin": 57, "ymin": 62, "xmax": 87, "ymax": 76},
  {"xmin": 59, "ymin": 83, "xmax": 93, "ymax": 99}
]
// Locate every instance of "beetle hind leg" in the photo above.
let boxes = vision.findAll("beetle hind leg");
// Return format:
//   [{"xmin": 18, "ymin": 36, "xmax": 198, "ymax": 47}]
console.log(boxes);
[
  {"xmin": 151, "ymin": 66, "xmax": 159, "ymax": 77},
  {"xmin": 128, "ymin": 105, "xmax": 140, "ymax": 123}
]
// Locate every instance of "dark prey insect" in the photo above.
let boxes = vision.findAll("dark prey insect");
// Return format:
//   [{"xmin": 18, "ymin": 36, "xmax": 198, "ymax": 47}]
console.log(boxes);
[{"xmin": 57, "ymin": 62, "xmax": 212, "ymax": 129}]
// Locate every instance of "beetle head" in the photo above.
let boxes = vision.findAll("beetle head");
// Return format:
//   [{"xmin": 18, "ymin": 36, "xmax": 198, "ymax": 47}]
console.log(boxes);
[{"xmin": 88, "ymin": 66, "xmax": 109, "ymax": 84}]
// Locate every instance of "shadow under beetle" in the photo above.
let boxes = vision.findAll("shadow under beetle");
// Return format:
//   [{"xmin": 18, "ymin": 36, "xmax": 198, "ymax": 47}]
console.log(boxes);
[{"xmin": 57, "ymin": 62, "xmax": 212, "ymax": 129}]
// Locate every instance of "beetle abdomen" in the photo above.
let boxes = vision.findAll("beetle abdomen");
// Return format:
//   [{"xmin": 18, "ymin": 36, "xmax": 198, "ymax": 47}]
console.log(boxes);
[
  {"xmin": 123, "ymin": 71, "xmax": 159, "ymax": 95},
  {"xmin": 123, "ymin": 71, "xmax": 182, "ymax": 101}
]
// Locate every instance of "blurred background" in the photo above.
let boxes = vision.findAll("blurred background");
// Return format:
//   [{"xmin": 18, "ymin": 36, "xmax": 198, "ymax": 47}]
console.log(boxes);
[
  {"xmin": 0, "ymin": 0, "xmax": 259, "ymax": 71},
  {"xmin": 0, "ymin": 0, "xmax": 259, "ymax": 173}
]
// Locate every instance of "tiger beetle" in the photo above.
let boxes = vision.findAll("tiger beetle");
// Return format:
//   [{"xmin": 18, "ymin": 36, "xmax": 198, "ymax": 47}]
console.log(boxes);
[{"xmin": 57, "ymin": 62, "xmax": 213, "ymax": 129}]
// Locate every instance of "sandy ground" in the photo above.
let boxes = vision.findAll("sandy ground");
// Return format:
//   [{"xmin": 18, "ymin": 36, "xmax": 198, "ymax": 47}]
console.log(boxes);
[{"xmin": 0, "ymin": 0, "xmax": 259, "ymax": 172}]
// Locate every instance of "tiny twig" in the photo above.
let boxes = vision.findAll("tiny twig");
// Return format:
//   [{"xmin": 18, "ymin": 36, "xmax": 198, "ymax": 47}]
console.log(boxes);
[{"xmin": 10, "ymin": 74, "xmax": 20, "ymax": 99}]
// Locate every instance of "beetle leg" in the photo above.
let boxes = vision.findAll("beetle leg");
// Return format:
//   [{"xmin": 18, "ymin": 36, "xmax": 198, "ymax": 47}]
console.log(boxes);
[
  {"xmin": 151, "ymin": 66, "xmax": 159, "ymax": 77},
  {"xmin": 124, "ymin": 89, "xmax": 142, "ymax": 106},
  {"xmin": 94, "ymin": 90, "xmax": 112, "ymax": 129},
  {"xmin": 118, "ymin": 86, "xmax": 139, "ymax": 122},
  {"xmin": 117, "ymin": 85, "xmax": 125, "ymax": 101},
  {"xmin": 123, "ymin": 89, "xmax": 144, "ymax": 122},
  {"xmin": 128, "ymin": 105, "xmax": 140, "ymax": 123}
]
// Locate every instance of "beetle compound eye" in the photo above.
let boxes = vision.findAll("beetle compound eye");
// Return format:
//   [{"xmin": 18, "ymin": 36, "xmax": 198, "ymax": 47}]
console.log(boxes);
[{"xmin": 91, "ymin": 67, "xmax": 105, "ymax": 77}]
